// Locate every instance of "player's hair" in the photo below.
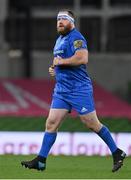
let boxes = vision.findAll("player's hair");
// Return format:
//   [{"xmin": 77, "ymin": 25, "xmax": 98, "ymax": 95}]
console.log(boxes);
[{"xmin": 58, "ymin": 9, "xmax": 75, "ymax": 19}]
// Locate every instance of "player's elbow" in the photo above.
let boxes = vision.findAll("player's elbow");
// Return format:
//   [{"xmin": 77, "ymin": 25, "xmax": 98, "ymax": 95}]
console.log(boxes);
[
  {"xmin": 78, "ymin": 56, "xmax": 88, "ymax": 65},
  {"xmin": 81, "ymin": 57, "xmax": 88, "ymax": 64}
]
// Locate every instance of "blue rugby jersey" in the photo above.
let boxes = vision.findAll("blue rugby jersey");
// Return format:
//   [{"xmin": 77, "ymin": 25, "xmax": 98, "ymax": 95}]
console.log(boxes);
[{"xmin": 53, "ymin": 28, "xmax": 93, "ymax": 94}]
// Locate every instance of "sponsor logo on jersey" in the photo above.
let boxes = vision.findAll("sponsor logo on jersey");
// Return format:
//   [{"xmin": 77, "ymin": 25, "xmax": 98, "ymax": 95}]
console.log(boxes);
[{"xmin": 73, "ymin": 40, "xmax": 83, "ymax": 49}]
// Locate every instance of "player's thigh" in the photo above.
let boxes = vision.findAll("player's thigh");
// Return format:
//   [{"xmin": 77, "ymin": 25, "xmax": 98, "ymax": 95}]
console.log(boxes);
[
  {"xmin": 46, "ymin": 109, "xmax": 68, "ymax": 131},
  {"xmin": 79, "ymin": 111, "xmax": 102, "ymax": 132},
  {"xmin": 80, "ymin": 110, "xmax": 98, "ymax": 122},
  {"xmin": 46, "ymin": 96, "xmax": 71, "ymax": 131},
  {"xmin": 48, "ymin": 108, "xmax": 68, "ymax": 123}
]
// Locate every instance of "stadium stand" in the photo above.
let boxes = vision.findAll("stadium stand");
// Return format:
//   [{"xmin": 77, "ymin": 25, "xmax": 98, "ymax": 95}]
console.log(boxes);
[
  {"xmin": 1, "ymin": 0, "xmax": 131, "ymax": 102},
  {"xmin": 0, "ymin": 79, "xmax": 131, "ymax": 118},
  {"xmin": 5, "ymin": 0, "xmax": 131, "ymax": 52}
]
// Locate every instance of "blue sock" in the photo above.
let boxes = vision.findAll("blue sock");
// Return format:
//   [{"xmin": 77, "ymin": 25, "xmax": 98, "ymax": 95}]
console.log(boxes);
[
  {"xmin": 97, "ymin": 126, "xmax": 117, "ymax": 153},
  {"xmin": 38, "ymin": 132, "xmax": 57, "ymax": 158}
]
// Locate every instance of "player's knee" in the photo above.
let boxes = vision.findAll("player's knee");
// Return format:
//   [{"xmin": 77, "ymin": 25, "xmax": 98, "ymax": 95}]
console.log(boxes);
[
  {"xmin": 83, "ymin": 117, "xmax": 95, "ymax": 128},
  {"xmin": 81, "ymin": 116, "xmax": 102, "ymax": 132},
  {"xmin": 45, "ymin": 117, "xmax": 58, "ymax": 132},
  {"xmin": 46, "ymin": 120, "xmax": 56, "ymax": 131}
]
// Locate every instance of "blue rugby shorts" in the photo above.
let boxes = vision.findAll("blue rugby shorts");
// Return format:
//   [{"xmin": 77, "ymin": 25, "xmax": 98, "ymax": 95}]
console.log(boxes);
[{"xmin": 51, "ymin": 91, "xmax": 95, "ymax": 115}]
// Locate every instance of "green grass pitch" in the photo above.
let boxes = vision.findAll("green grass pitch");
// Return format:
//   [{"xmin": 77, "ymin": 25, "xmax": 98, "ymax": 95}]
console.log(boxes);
[{"xmin": 0, "ymin": 155, "xmax": 131, "ymax": 179}]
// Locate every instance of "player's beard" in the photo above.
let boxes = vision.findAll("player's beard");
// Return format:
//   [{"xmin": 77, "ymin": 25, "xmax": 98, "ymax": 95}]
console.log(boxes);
[{"xmin": 57, "ymin": 23, "xmax": 72, "ymax": 35}]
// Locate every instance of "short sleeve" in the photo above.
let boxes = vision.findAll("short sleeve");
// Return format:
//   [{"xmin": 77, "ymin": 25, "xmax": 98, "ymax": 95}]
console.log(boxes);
[{"xmin": 70, "ymin": 35, "xmax": 88, "ymax": 54}]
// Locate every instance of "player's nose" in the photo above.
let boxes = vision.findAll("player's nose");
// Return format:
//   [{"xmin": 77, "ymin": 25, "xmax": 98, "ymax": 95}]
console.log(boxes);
[{"xmin": 58, "ymin": 22, "xmax": 64, "ymax": 26}]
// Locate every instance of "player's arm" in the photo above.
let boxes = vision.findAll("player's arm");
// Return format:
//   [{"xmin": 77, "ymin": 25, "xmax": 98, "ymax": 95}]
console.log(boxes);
[{"xmin": 53, "ymin": 49, "xmax": 88, "ymax": 66}]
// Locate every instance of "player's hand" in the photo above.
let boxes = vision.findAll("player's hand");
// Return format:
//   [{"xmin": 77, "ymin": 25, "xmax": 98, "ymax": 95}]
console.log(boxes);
[
  {"xmin": 49, "ymin": 65, "xmax": 55, "ymax": 77},
  {"xmin": 53, "ymin": 57, "xmax": 64, "ymax": 66}
]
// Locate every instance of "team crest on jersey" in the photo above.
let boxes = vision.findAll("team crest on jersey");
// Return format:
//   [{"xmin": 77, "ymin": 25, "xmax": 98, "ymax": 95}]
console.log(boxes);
[{"xmin": 73, "ymin": 40, "xmax": 83, "ymax": 49}]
